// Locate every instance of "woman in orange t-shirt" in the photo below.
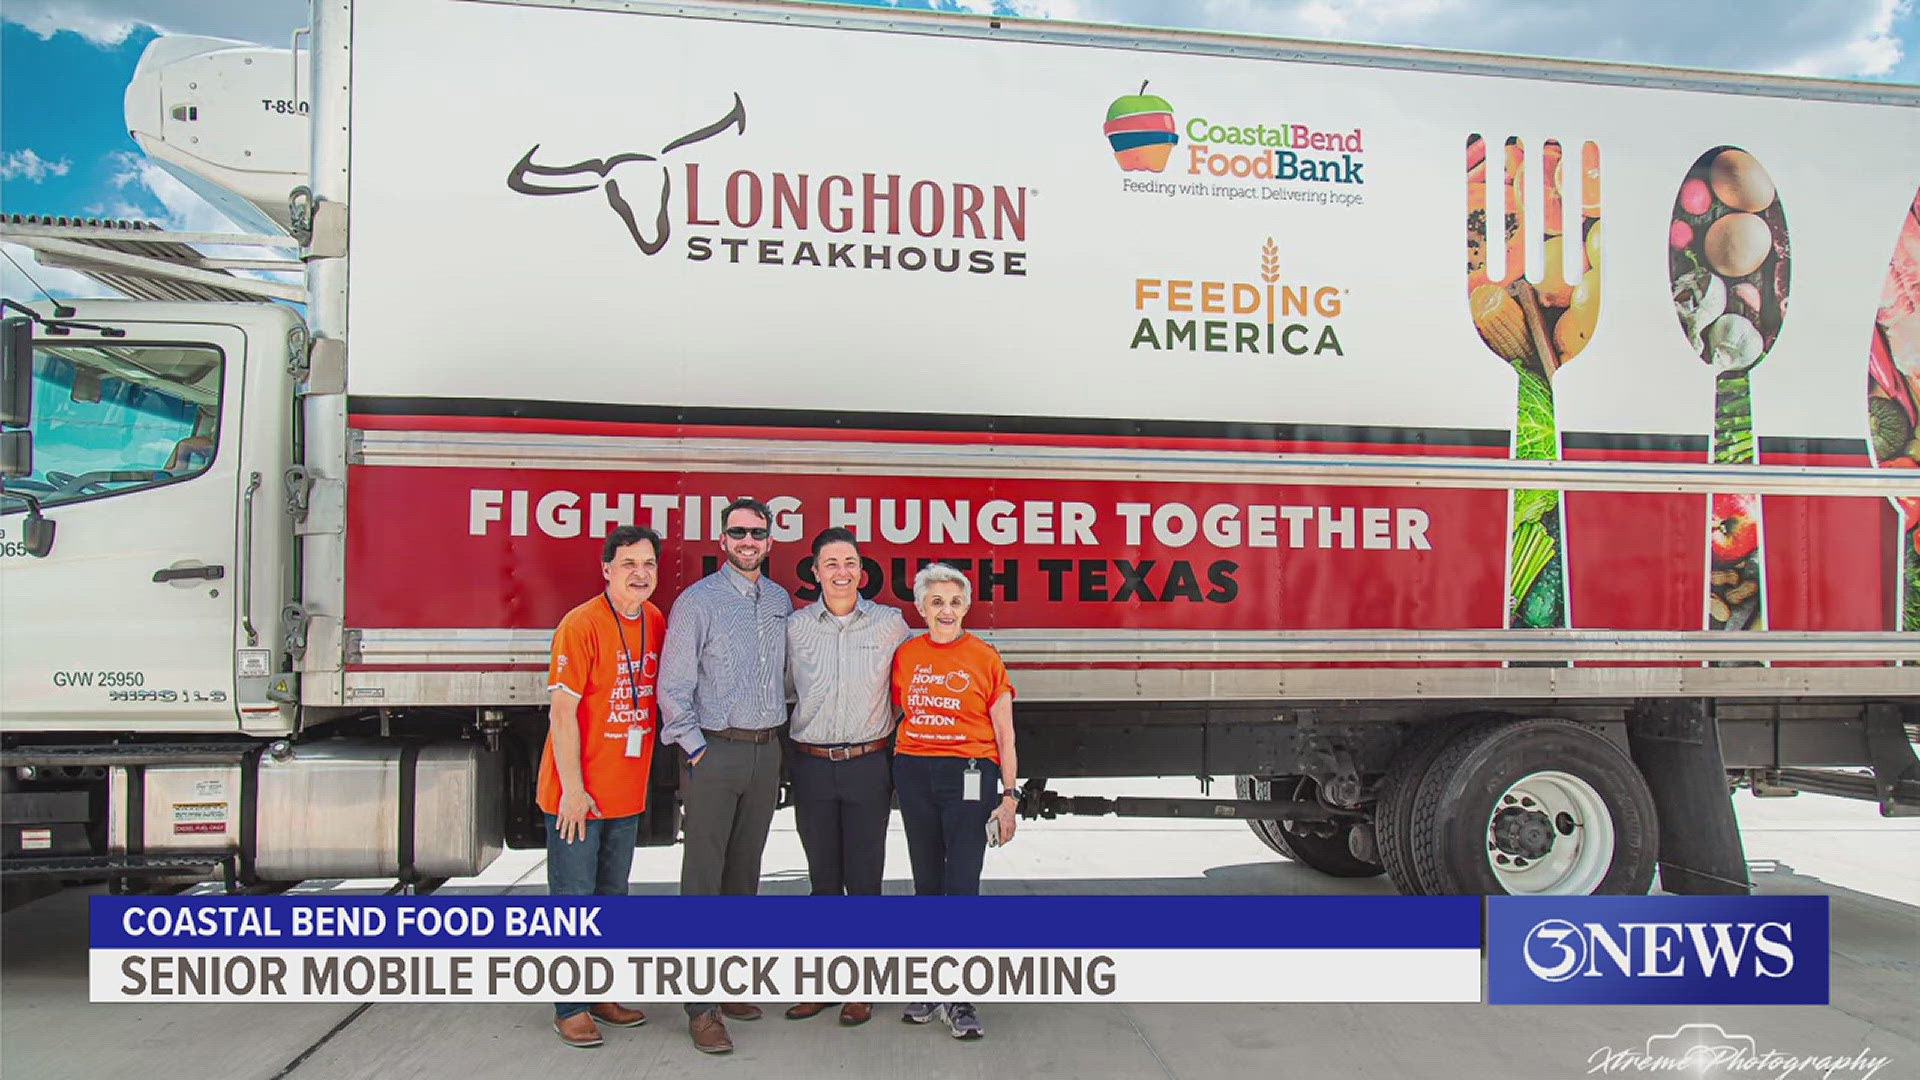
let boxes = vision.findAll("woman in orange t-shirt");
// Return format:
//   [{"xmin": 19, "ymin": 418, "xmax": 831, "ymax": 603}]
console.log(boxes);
[{"xmin": 890, "ymin": 562, "xmax": 1019, "ymax": 1039}]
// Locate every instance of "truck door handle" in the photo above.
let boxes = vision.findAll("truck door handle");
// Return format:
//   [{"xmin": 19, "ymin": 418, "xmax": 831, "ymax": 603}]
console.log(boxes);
[{"xmin": 153, "ymin": 564, "xmax": 226, "ymax": 582}]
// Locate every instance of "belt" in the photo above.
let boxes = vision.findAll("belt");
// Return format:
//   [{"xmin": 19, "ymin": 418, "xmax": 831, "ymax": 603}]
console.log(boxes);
[
  {"xmin": 792, "ymin": 737, "xmax": 891, "ymax": 762},
  {"xmin": 705, "ymin": 727, "xmax": 779, "ymax": 744}
]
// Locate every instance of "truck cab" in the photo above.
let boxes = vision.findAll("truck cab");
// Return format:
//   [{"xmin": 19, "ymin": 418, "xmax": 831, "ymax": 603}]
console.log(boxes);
[{"xmin": 2, "ymin": 301, "xmax": 303, "ymax": 737}]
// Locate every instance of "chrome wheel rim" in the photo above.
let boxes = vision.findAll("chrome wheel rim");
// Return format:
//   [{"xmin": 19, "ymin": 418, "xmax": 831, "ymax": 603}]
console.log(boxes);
[{"xmin": 1484, "ymin": 769, "xmax": 1613, "ymax": 894}]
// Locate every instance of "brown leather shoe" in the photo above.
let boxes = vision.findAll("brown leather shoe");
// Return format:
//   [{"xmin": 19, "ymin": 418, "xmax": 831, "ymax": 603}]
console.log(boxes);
[
  {"xmin": 689, "ymin": 1009, "xmax": 733, "ymax": 1054},
  {"xmin": 553, "ymin": 1011, "xmax": 603, "ymax": 1048},
  {"xmin": 589, "ymin": 1002, "xmax": 647, "ymax": 1028},
  {"xmin": 838, "ymin": 1002, "xmax": 872, "ymax": 1026},
  {"xmin": 784, "ymin": 1002, "xmax": 831, "ymax": 1020},
  {"xmin": 719, "ymin": 1002, "xmax": 763, "ymax": 1021}
]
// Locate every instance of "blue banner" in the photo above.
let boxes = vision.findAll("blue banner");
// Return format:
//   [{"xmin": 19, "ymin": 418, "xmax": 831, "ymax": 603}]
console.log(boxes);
[
  {"xmin": 1487, "ymin": 895, "xmax": 1828, "ymax": 1005},
  {"xmin": 92, "ymin": 895, "xmax": 1481, "ymax": 951}
]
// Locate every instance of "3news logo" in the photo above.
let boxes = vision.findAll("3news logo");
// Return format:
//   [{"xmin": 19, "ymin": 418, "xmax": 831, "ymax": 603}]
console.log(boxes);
[
  {"xmin": 1487, "ymin": 896, "xmax": 1829, "ymax": 1005},
  {"xmin": 1521, "ymin": 917, "xmax": 1794, "ymax": 983}
]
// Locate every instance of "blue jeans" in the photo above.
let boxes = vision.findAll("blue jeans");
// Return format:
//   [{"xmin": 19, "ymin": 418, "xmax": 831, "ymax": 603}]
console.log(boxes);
[
  {"xmin": 893, "ymin": 755, "xmax": 1002, "ymax": 897},
  {"xmin": 546, "ymin": 812, "xmax": 640, "ymax": 1019}
]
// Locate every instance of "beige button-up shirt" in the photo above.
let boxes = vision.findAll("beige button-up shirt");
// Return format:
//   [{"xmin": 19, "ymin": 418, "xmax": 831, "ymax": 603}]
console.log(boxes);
[{"xmin": 785, "ymin": 596, "xmax": 911, "ymax": 745}]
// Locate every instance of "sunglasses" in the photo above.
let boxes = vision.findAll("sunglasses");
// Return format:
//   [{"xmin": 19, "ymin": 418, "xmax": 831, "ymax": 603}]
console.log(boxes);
[{"xmin": 724, "ymin": 526, "xmax": 771, "ymax": 540}]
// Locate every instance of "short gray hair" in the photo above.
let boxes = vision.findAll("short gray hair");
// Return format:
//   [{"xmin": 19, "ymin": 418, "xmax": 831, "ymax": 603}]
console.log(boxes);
[{"xmin": 912, "ymin": 562, "xmax": 972, "ymax": 606}]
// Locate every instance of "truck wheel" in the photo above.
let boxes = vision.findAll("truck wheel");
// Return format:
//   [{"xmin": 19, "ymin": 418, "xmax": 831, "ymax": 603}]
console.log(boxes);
[
  {"xmin": 1236, "ymin": 776, "xmax": 1384, "ymax": 878},
  {"xmin": 1408, "ymin": 718, "xmax": 1657, "ymax": 895},
  {"xmin": 1372, "ymin": 724, "xmax": 1472, "ymax": 895}
]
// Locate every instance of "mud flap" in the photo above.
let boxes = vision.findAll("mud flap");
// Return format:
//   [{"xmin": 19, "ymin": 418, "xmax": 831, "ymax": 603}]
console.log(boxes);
[{"xmin": 1626, "ymin": 698, "xmax": 1750, "ymax": 895}]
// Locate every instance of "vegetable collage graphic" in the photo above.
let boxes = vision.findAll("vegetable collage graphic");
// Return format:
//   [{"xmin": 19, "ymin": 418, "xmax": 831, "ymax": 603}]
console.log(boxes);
[
  {"xmin": 1668, "ymin": 147, "xmax": 1790, "ymax": 634},
  {"xmin": 1466, "ymin": 135, "xmax": 1602, "ymax": 630},
  {"xmin": 1868, "ymin": 185, "xmax": 1920, "ymax": 635}
]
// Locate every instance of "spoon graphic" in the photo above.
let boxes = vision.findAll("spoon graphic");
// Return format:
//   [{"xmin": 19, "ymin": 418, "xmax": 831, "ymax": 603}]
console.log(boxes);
[{"xmin": 1667, "ymin": 146, "xmax": 1790, "ymax": 634}]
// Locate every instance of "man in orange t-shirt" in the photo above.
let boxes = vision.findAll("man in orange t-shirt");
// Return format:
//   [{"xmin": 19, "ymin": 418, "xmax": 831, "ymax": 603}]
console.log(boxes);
[{"xmin": 541, "ymin": 525, "xmax": 664, "ymax": 1048}]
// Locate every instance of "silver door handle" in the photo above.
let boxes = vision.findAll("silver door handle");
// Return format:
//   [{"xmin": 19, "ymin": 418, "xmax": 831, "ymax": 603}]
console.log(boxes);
[
  {"xmin": 153, "ymin": 564, "xmax": 225, "ymax": 582},
  {"xmin": 240, "ymin": 471, "xmax": 261, "ymax": 647}
]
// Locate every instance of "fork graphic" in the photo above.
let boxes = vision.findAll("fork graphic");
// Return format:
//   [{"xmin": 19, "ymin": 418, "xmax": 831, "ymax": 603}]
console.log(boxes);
[{"xmin": 1466, "ymin": 135, "xmax": 1602, "ymax": 630}]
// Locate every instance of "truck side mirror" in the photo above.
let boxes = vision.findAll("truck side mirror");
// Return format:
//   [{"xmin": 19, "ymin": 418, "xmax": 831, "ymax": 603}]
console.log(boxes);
[
  {"xmin": 19, "ymin": 500, "xmax": 55, "ymax": 557},
  {"xmin": 1, "ymin": 316, "xmax": 31, "ymax": 428}
]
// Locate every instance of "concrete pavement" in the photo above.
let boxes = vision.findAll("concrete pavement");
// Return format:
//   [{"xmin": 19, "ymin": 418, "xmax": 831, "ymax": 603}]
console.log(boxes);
[{"xmin": 3, "ymin": 781, "xmax": 1914, "ymax": 1080}]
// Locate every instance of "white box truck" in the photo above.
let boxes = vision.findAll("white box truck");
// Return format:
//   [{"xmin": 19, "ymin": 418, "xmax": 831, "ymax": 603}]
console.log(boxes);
[{"xmin": 3, "ymin": 0, "xmax": 1917, "ymax": 902}]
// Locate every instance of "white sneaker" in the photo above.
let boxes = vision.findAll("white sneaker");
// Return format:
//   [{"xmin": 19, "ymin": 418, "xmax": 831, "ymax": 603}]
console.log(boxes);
[{"xmin": 939, "ymin": 1002, "xmax": 983, "ymax": 1039}]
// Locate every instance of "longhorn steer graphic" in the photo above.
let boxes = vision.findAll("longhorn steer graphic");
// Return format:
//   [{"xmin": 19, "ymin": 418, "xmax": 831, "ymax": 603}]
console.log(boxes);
[{"xmin": 506, "ymin": 94, "xmax": 747, "ymax": 254}]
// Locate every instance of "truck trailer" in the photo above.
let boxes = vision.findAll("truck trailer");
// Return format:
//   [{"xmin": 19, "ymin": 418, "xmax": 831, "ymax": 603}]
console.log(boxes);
[{"xmin": 3, "ymin": 0, "xmax": 1918, "ymax": 903}]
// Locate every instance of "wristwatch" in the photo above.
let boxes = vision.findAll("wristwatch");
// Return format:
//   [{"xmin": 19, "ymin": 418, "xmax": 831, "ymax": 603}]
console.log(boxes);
[{"xmin": 1001, "ymin": 786, "xmax": 1023, "ymax": 802}]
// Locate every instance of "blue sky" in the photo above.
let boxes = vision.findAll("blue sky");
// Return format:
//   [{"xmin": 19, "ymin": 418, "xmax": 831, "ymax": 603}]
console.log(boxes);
[
  {"xmin": 3, "ymin": 0, "xmax": 1916, "ymax": 297},
  {"xmin": 1, "ymin": 22, "xmax": 165, "ymax": 221}
]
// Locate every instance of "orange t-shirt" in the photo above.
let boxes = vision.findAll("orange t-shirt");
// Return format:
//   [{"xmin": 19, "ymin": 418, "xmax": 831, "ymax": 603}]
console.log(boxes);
[
  {"xmin": 537, "ymin": 594, "xmax": 664, "ymax": 819},
  {"xmin": 892, "ymin": 632, "xmax": 1015, "ymax": 762}
]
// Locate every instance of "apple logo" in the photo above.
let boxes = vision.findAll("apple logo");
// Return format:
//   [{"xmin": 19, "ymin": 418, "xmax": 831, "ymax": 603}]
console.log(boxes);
[{"xmin": 1105, "ymin": 81, "xmax": 1179, "ymax": 172}]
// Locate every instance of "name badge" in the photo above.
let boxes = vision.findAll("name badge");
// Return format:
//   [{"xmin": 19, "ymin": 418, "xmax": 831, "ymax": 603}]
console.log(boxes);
[
  {"xmin": 625, "ymin": 726, "xmax": 647, "ymax": 758},
  {"xmin": 962, "ymin": 764, "xmax": 982, "ymax": 801}
]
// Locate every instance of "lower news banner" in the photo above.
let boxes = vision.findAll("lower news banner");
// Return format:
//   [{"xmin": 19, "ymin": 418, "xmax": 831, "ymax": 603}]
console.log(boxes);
[
  {"xmin": 1487, "ymin": 895, "xmax": 1830, "ymax": 1006},
  {"xmin": 89, "ymin": 896, "xmax": 1481, "ymax": 1004}
]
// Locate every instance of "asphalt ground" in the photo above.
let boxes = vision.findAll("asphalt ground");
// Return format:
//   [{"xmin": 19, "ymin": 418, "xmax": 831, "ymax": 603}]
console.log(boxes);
[{"xmin": 3, "ymin": 779, "xmax": 1915, "ymax": 1080}]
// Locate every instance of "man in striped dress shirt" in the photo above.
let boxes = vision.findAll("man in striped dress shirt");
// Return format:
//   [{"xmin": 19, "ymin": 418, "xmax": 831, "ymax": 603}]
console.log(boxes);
[{"xmin": 658, "ymin": 496, "xmax": 793, "ymax": 1054}]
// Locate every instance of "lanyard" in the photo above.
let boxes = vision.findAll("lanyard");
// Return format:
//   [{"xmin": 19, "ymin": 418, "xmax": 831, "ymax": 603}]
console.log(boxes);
[{"xmin": 602, "ymin": 593, "xmax": 648, "ymax": 701}]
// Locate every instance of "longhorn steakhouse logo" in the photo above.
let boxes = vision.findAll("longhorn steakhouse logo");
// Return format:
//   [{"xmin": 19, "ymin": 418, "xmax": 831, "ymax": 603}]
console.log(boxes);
[
  {"xmin": 505, "ymin": 93, "xmax": 1032, "ymax": 277},
  {"xmin": 506, "ymin": 93, "xmax": 749, "ymax": 255}
]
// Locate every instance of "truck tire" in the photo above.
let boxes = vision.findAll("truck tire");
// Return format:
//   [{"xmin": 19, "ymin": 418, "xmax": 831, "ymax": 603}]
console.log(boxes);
[
  {"xmin": 1407, "ymin": 718, "xmax": 1657, "ymax": 895},
  {"xmin": 1372, "ymin": 723, "xmax": 1473, "ymax": 895},
  {"xmin": 1236, "ymin": 776, "xmax": 1384, "ymax": 878}
]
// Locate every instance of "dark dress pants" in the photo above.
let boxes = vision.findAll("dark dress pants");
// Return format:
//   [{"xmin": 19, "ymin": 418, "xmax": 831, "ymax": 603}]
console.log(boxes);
[
  {"xmin": 790, "ymin": 748, "xmax": 892, "ymax": 896},
  {"xmin": 678, "ymin": 735, "xmax": 780, "ymax": 1016},
  {"xmin": 892, "ymin": 754, "xmax": 1001, "ymax": 897}
]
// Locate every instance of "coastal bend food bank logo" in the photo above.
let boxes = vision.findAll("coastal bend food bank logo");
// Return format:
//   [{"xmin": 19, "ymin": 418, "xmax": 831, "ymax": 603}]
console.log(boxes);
[
  {"xmin": 1101, "ymin": 80, "xmax": 1367, "ymax": 187},
  {"xmin": 1103, "ymin": 82, "xmax": 1180, "ymax": 171},
  {"xmin": 507, "ymin": 93, "xmax": 1032, "ymax": 278}
]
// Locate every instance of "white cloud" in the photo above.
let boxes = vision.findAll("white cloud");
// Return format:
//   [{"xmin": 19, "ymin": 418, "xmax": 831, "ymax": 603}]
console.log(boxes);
[
  {"xmin": 952, "ymin": 0, "xmax": 1914, "ymax": 79},
  {"xmin": 0, "ymin": 149, "xmax": 73, "ymax": 182},
  {"xmin": 1775, "ymin": 0, "xmax": 1910, "ymax": 76},
  {"xmin": 2, "ymin": 0, "xmax": 307, "ymax": 47},
  {"xmin": 10, "ymin": 0, "xmax": 1907, "ymax": 76},
  {"xmin": 108, "ymin": 152, "xmax": 304, "ymax": 289},
  {"xmin": 1, "ymin": 242, "xmax": 121, "ymax": 301},
  {"xmin": 6, "ymin": 153, "xmax": 295, "ymax": 300},
  {"xmin": 105, "ymin": 150, "xmax": 241, "ymax": 233}
]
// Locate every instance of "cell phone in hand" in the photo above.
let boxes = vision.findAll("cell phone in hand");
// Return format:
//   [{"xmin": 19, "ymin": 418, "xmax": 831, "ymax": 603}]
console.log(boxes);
[{"xmin": 985, "ymin": 816, "xmax": 1003, "ymax": 848}]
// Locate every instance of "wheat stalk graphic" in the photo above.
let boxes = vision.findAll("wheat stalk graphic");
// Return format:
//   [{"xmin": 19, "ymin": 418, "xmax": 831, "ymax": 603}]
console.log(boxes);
[{"xmin": 1261, "ymin": 238, "xmax": 1280, "ymax": 283}]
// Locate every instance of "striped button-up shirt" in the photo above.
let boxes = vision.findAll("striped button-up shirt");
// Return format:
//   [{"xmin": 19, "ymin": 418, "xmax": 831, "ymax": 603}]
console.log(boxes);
[
  {"xmin": 786, "ymin": 597, "xmax": 912, "ymax": 746},
  {"xmin": 658, "ymin": 563, "xmax": 793, "ymax": 756}
]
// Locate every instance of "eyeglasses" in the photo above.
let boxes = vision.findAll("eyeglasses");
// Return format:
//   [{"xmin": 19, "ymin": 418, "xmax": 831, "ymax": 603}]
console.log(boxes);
[{"xmin": 724, "ymin": 526, "xmax": 770, "ymax": 540}]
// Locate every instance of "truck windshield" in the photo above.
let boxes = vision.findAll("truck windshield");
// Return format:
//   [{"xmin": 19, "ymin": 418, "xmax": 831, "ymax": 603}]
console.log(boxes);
[{"xmin": 0, "ymin": 343, "xmax": 223, "ymax": 512}]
